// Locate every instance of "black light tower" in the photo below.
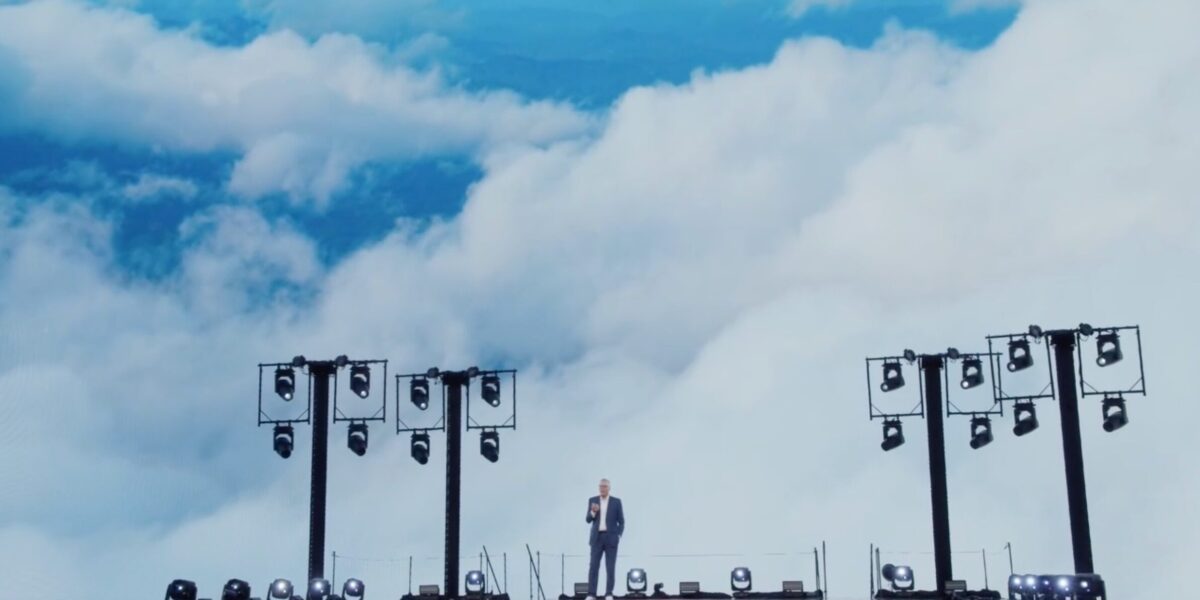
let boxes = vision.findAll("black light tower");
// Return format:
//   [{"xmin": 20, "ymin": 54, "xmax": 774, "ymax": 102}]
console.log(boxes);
[
  {"xmin": 258, "ymin": 355, "xmax": 388, "ymax": 582},
  {"xmin": 865, "ymin": 347, "xmax": 1000, "ymax": 595},
  {"xmin": 986, "ymin": 324, "xmax": 1146, "ymax": 576},
  {"xmin": 396, "ymin": 367, "xmax": 517, "ymax": 598}
]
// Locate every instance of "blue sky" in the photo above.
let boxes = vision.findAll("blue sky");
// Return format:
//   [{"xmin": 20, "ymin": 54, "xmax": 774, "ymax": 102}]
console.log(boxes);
[{"xmin": 2, "ymin": 0, "xmax": 1198, "ymax": 598}]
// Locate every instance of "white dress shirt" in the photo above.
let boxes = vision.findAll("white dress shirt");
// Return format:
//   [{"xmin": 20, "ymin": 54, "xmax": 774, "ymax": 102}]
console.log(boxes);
[{"xmin": 598, "ymin": 496, "xmax": 609, "ymax": 531}]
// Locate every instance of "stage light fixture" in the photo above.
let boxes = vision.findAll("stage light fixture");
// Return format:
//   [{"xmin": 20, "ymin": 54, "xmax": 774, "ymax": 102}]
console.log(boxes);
[
  {"xmin": 308, "ymin": 578, "xmax": 331, "ymax": 600},
  {"xmin": 1057, "ymin": 576, "xmax": 1073, "ymax": 593},
  {"xmin": 627, "ymin": 568, "xmax": 648, "ymax": 594},
  {"xmin": 481, "ymin": 374, "xmax": 501, "ymax": 407},
  {"xmin": 946, "ymin": 347, "xmax": 961, "ymax": 360},
  {"xmin": 270, "ymin": 579, "xmax": 294, "ymax": 600},
  {"xmin": 1079, "ymin": 322, "xmax": 1095, "ymax": 336},
  {"xmin": 411, "ymin": 432, "xmax": 431, "ymax": 464},
  {"xmin": 881, "ymin": 564, "xmax": 914, "ymax": 592},
  {"xmin": 960, "ymin": 357, "xmax": 985, "ymax": 389},
  {"xmin": 480, "ymin": 430, "xmax": 500, "ymax": 463},
  {"xmin": 1008, "ymin": 575, "xmax": 1021, "ymax": 596},
  {"xmin": 465, "ymin": 570, "xmax": 485, "ymax": 596},
  {"xmin": 1007, "ymin": 339, "xmax": 1033, "ymax": 372},
  {"xmin": 881, "ymin": 419, "xmax": 905, "ymax": 452},
  {"xmin": 903, "ymin": 349, "xmax": 917, "ymax": 362},
  {"xmin": 679, "ymin": 582, "xmax": 701, "ymax": 595},
  {"xmin": 165, "ymin": 579, "xmax": 197, "ymax": 600},
  {"xmin": 1075, "ymin": 574, "xmax": 1105, "ymax": 597},
  {"xmin": 1013, "ymin": 402, "xmax": 1039, "ymax": 436},
  {"xmin": 1037, "ymin": 576, "xmax": 1054, "ymax": 596},
  {"xmin": 410, "ymin": 378, "xmax": 430, "ymax": 410},
  {"xmin": 781, "ymin": 581, "xmax": 805, "ymax": 593},
  {"xmin": 1096, "ymin": 332, "xmax": 1123, "ymax": 367},
  {"xmin": 880, "ymin": 362, "xmax": 905, "ymax": 392},
  {"xmin": 730, "ymin": 567, "xmax": 752, "ymax": 593},
  {"xmin": 419, "ymin": 585, "xmax": 440, "ymax": 596},
  {"xmin": 347, "ymin": 422, "xmax": 368, "ymax": 456},
  {"xmin": 275, "ymin": 367, "xmax": 296, "ymax": 401},
  {"xmin": 349, "ymin": 365, "xmax": 370, "ymax": 398},
  {"xmin": 969, "ymin": 416, "xmax": 994, "ymax": 450},
  {"xmin": 1102, "ymin": 395, "xmax": 1129, "ymax": 432},
  {"xmin": 273, "ymin": 424, "xmax": 294, "ymax": 459},
  {"xmin": 222, "ymin": 579, "xmax": 251, "ymax": 600},
  {"xmin": 342, "ymin": 578, "xmax": 364, "ymax": 600}
]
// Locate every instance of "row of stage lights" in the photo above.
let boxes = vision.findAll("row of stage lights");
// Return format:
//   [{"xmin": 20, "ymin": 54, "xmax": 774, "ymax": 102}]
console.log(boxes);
[
  {"xmin": 570, "ymin": 566, "xmax": 810, "ymax": 597},
  {"xmin": 871, "ymin": 565, "xmax": 1108, "ymax": 600},
  {"xmin": 1006, "ymin": 573, "xmax": 1106, "ymax": 599},
  {"xmin": 169, "ymin": 566, "xmax": 818, "ymax": 599},
  {"xmin": 268, "ymin": 366, "xmax": 505, "ymax": 463},
  {"xmin": 877, "ymin": 329, "xmax": 1130, "ymax": 452},
  {"xmin": 165, "ymin": 577, "xmax": 364, "ymax": 600}
]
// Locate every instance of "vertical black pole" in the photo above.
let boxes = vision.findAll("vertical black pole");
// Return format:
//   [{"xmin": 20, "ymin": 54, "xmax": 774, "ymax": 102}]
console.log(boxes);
[
  {"xmin": 921, "ymin": 355, "xmax": 953, "ymax": 593},
  {"xmin": 445, "ymin": 372, "xmax": 465, "ymax": 597},
  {"xmin": 822, "ymin": 540, "xmax": 827, "ymax": 597},
  {"xmin": 1050, "ymin": 332, "xmax": 1094, "ymax": 574},
  {"xmin": 309, "ymin": 362, "xmax": 334, "ymax": 582},
  {"xmin": 982, "ymin": 548, "xmax": 989, "ymax": 590},
  {"xmin": 869, "ymin": 544, "xmax": 875, "ymax": 596}
]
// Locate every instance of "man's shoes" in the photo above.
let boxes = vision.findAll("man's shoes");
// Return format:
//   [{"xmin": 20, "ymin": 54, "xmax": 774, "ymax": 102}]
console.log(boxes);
[
  {"xmin": 606, "ymin": 595, "xmax": 614, "ymax": 600},
  {"xmin": 585, "ymin": 596, "xmax": 595, "ymax": 600}
]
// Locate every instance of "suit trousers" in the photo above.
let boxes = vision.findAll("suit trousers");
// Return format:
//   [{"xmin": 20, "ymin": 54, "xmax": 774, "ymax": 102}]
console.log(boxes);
[{"xmin": 588, "ymin": 530, "xmax": 619, "ymax": 596}]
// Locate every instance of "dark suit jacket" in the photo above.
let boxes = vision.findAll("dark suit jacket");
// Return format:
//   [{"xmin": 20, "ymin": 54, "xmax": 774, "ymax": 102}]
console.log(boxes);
[{"xmin": 586, "ymin": 495, "xmax": 624, "ymax": 546}]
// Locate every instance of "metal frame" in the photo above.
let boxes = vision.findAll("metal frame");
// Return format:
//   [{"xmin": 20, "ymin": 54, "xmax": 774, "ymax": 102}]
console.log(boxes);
[
  {"xmin": 985, "ymin": 333, "xmax": 1056, "ymax": 405},
  {"xmin": 393, "ymin": 366, "xmax": 519, "ymax": 598},
  {"xmin": 257, "ymin": 361, "xmax": 313, "ymax": 426},
  {"xmin": 865, "ymin": 355, "xmax": 924, "ymax": 422},
  {"xmin": 984, "ymin": 322, "xmax": 1149, "ymax": 578},
  {"xmin": 467, "ymin": 369, "xmax": 518, "ymax": 431},
  {"xmin": 394, "ymin": 371, "xmax": 448, "ymax": 434},
  {"xmin": 333, "ymin": 359, "xmax": 389, "ymax": 424},
  {"xmin": 944, "ymin": 352, "xmax": 1003, "ymax": 418},
  {"xmin": 1076, "ymin": 325, "xmax": 1147, "ymax": 398}
]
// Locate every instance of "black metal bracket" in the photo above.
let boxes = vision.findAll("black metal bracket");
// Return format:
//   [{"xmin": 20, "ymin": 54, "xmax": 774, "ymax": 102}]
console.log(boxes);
[
  {"xmin": 332, "ymin": 359, "xmax": 388, "ymax": 424},
  {"xmin": 395, "ymin": 370, "xmax": 449, "ymax": 435},
  {"xmin": 985, "ymin": 331, "xmax": 1056, "ymax": 406},
  {"xmin": 257, "ymin": 360, "xmax": 312, "ymax": 426},
  {"xmin": 466, "ymin": 369, "xmax": 518, "ymax": 432}
]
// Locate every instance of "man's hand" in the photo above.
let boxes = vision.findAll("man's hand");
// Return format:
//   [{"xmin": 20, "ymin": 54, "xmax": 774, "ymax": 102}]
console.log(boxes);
[{"xmin": 590, "ymin": 503, "xmax": 600, "ymax": 515}]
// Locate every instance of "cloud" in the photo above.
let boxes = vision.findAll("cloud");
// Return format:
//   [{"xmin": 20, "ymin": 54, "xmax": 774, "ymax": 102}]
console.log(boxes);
[
  {"xmin": 0, "ymin": 0, "xmax": 1198, "ymax": 597},
  {"xmin": 123, "ymin": 173, "xmax": 200, "ymax": 202},
  {"xmin": 0, "ymin": 0, "xmax": 592, "ymax": 204},
  {"xmin": 786, "ymin": 0, "xmax": 852, "ymax": 19},
  {"xmin": 248, "ymin": 0, "xmax": 464, "ymax": 43}
]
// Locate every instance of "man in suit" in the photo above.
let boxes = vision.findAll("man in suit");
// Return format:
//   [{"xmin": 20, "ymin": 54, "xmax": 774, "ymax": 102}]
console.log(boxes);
[{"xmin": 586, "ymin": 478, "xmax": 625, "ymax": 600}]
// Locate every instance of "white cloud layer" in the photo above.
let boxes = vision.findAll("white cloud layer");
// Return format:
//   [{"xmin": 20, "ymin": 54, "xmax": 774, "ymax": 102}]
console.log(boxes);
[
  {"xmin": 1, "ymin": 0, "xmax": 1199, "ymax": 598},
  {"xmin": 0, "ymin": 0, "xmax": 591, "ymax": 205}
]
